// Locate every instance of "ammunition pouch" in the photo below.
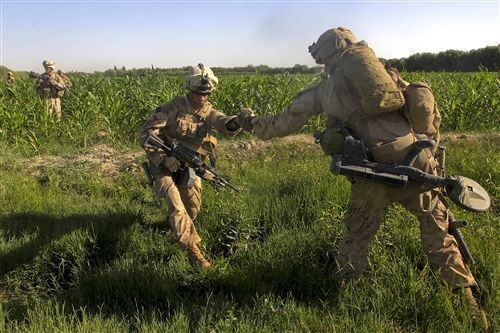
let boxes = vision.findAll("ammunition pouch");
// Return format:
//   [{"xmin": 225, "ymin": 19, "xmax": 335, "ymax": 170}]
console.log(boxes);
[
  {"xmin": 314, "ymin": 127, "xmax": 345, "ymax": 155},
  {"xmin": 174, "ymin": 167, "xmax": 197, "ymax": 188}
]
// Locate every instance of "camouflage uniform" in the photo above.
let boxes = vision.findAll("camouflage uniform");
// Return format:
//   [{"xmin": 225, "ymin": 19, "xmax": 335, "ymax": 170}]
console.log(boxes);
[
  {"xmin": 36, "ymin": 60, "xmax": 66, "ymax": 121},
  {"xmin": 139, "ymin": 64, "xmax": 241, "ymax": 269},
  {"xmin": 6, "ymin": 72, "xmax": 15, "ymax": 84},
  {"xmin": 241, "ymin": 28, "xmax": 476, "ymax": 290},
  {"xmin": 58, "ymin": 69, "xmax": 72, "ymax": 91}
]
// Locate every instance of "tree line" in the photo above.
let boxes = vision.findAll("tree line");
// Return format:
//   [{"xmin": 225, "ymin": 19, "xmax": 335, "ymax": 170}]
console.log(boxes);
[
  {"xmin": 101, "ymin": 64, "xmax": 322, "ymax": 77},
  {"xmin": 101, "ymin": 45, "xmax": 498, "ymax": 76},
  {"xmin": 2, "ymin": 45, "xmax": 498, "ymax": 80},
  {"xmin": 383, "ymin": 45, "xmax": 499, "ymax": 72}
]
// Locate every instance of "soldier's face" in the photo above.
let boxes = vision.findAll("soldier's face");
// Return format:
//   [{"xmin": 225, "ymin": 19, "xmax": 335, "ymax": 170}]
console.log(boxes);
[{"xmin": 188, "ymin": 91, "xmax": 210, "ymax": 107}]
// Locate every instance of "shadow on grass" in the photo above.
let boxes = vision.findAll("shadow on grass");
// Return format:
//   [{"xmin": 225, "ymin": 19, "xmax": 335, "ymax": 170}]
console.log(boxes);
[
  {"xmin": 1, "ymin": 213, "xmax": 342, "ymax": 330},
  {"xmin": 55, "ymin": 238, "xmax": 341, "ymax": 331},
  {"xmin": 0, "ymin": 212, "xmax": 139, "ymax": 278}
]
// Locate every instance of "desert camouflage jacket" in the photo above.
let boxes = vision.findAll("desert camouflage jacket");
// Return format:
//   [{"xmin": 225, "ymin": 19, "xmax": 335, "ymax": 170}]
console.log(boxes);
[
  {"xmin": 35, "ymin": 72, "xmax": 66, "ymax": 98},
  {"xmin": 139, "ymin": 95, "xmax": 240, "ymax": 167}
]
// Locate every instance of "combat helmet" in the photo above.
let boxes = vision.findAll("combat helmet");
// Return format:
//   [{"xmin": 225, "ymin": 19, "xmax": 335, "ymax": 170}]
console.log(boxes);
[
  {"xmin": 185, "ymin": 63, "xmax": 218, "ymax": 93},
  {"xmin": 42, "ymin": 60, "xmax": 56, "ymax": 69},
  {"xmin": 308, "ymin": 27, "xmax": 358, "ymax": 64}
]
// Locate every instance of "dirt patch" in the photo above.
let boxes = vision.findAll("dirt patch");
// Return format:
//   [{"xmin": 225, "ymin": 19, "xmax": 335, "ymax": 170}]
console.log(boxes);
[
  {"xmin": 281, "ymin": 134, "xmax": 316, "ymax": 145},
  {"xmin": 26, "ymin": 144, "xmax": 144, "ymax": 177},
  {"xmin": 22, "ymin": 132, "xmax": 498, "ymax": 176},
  {"xmin": 31, "ymin": 155, "xmax": 66, "ymax": 169},
  {"xmin": 440, "ymin": 132, "xmax": 500, "ymax": 142}
]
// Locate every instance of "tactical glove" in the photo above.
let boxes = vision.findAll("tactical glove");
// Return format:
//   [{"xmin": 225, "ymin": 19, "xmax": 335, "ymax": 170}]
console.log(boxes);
[
  {"xmin": 236, "ymin": 108, "xmax": 256, "ymax": 132},
  {"xmin": 163, "ymin": 156, "xmax": 181, "ymax": 172}
]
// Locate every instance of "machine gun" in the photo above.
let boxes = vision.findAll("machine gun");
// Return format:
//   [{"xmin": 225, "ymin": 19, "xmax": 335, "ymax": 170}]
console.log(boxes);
[
  {"xmin": 29, "ymin": 71, "xmax": 41, "ymax": 79},
  {"xmin": 30, "ymin": 71, "xmax": 68, "ymax": 92},
  {"xmin": 331, "ymin": 131, "xmax": 491, "ymax": 265},
  {"xmin": 143, "ymin": 130, "xmax": 238, "ymax": 192}
]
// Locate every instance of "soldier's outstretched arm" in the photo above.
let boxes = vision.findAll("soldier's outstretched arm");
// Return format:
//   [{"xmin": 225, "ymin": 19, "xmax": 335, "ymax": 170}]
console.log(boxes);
[
  {"xmin": 243, "ymin": 85, "xmax": 321, "ymax": 140},
  {"xmin": 210, "ymin": 110, "xmax": 242, "ymax": 137}
]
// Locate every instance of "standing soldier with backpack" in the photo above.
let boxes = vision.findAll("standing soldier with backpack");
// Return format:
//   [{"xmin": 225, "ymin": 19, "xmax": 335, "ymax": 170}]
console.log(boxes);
[
  {"xmin": 237, "ymin": 27, "xmax": 489, "ymax": 328},
  {"xmin": 35, "ymin": 60, "xmax": 66, "ymax": 121},
  {"xmin": 57, "ymin": 69, "xmax": 72, "ymax": 91}
]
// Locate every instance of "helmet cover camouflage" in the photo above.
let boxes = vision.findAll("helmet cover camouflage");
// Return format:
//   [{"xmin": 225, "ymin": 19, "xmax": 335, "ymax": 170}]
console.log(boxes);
[
  {"xmin": 185, "ymin": 63, "xmax": 218, "ymax": 93},
  {"xmin": 308, "ymin": 27, "xmax": 358, "ymax": 64},
  {"xmin": 42, "ymin": 60, "xmax": 56, "ymax": 69}
]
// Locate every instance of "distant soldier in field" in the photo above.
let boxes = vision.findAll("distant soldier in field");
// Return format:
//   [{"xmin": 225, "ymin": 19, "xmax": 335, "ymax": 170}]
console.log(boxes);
[
  {"xmin": 6, "ymin": 71, "xmax": 15, "ymax": 84},
  {"xmin": 237, "ymin": 27, "xmax": 489, "ymax": 327},
  {"xmin": 139, "ymin": 64, "xmax": 243, "ymax": 270},
  {"xmin": 35, "ymin": 60, "xmax": 66, "ymax": 121},
  {"xmin": 57, "ymin": 69, "xmax": 72, "ymax": 91}
]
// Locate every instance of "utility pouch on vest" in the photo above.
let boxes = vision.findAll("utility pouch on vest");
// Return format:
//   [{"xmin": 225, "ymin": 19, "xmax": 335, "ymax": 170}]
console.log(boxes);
[
  {"xmin": 174, "ymin": 167, "xmax": 197, "ymax": 188},
  {"xmin": 314, "ymin": 128, "xmax": 345, "ymax": 155},
  {"xmin": 369, "ymin": 133, "xmax": 415, "ymax": 164}
]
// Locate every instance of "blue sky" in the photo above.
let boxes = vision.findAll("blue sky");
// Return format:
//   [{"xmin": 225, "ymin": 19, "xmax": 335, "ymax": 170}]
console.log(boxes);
[{"xmin": 1, "ymin": 1, "xmax": 499, "ymax": 72}]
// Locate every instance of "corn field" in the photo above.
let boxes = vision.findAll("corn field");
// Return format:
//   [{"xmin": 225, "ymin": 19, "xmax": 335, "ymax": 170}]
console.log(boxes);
[{"xmin": 0, "ymin": 71, "xmax": 499, "ymax": 149}]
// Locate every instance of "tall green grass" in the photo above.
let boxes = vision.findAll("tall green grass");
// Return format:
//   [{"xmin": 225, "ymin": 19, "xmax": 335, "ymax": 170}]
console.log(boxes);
[
  {"xmin": 0, "ymin": 70, "xmax": 498, "ymax": 331},
  {"xmin": 0, "ymin": 135, "xmax": 498, "ymax": 332},
  {"xmin": 1, "ymin": 71, "xmax": 498, "ymax": 150}
]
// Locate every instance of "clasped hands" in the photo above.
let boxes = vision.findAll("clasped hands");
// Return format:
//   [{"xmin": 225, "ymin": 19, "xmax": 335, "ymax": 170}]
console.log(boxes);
[{"xmin": 236, "ymin": 108, "xmax": 256, "ymax": 132}]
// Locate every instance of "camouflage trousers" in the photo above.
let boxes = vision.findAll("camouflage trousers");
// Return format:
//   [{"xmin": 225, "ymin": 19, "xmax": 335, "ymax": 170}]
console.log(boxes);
[
  {"xmin": 46, "ymin": 97, "xmax": 61, "ymax": 120},
  {"xmin": 154, "ymin": 168, "xmax": 202, "ymax": 249},
  {"xmin": 335, "ymin": 179, "xmax": 477, "ymax": 289}
]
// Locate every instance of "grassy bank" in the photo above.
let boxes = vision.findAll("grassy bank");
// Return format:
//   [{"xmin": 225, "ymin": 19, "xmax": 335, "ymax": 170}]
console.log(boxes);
[{"xmin": 0, "ymin": 133, "xmax": 498, "ymax": 332}]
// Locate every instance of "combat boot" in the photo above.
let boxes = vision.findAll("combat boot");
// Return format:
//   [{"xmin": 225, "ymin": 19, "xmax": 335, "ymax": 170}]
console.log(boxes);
[
  {"xmin": 186, "ymin": 244, "xmax": 211, "ymax": 270},
  {"xmin": 459, "ymin": 287, "xmax": 490, "ymax": 330}
]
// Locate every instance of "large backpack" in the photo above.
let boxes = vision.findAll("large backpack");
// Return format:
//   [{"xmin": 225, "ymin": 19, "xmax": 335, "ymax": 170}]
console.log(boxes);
[
  {"xmin": 336, "ymin": 41, "xmax": 405, "ymax": 116},
  {"xmin": 405, "ymin": 82, "xmax": 441, "ymax": 146}
]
